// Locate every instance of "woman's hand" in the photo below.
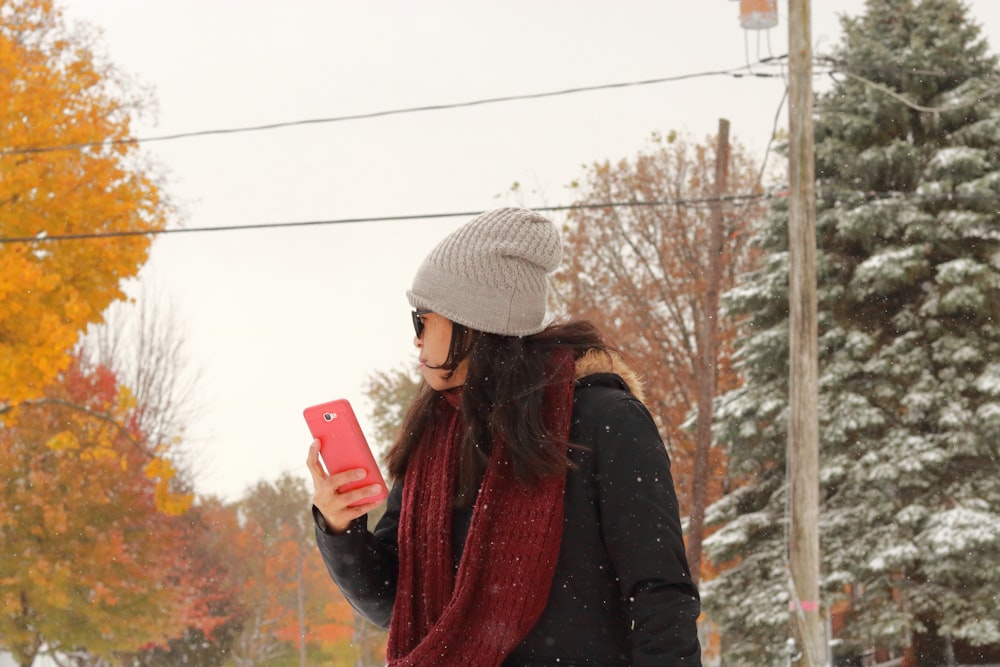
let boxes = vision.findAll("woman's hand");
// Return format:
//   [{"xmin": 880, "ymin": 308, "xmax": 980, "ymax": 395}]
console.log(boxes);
[{"xmin": 306, "ymin": 438, "xmax": 385, "ymax": 533}]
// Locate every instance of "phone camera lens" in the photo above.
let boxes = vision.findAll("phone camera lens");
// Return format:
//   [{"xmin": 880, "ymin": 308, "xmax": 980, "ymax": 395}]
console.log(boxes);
[{"xmin": 323, "ymin": 412, "xmax": 336, "ymax": 422}]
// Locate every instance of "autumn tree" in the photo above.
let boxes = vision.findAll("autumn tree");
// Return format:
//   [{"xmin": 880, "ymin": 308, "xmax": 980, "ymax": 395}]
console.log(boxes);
[
  {"xmin": 553, "ymin": 130, "xmax": 766, "ymax": 582},
  {"xmin": 0, "ymin": 354, "xmax": 218, "ymax": 667},
  {"xmin": 122, "ymin": 498, "xmax": 245, "ymax": 667},
  {"xmin": 0, "ymin": 0, "xmax": 170, "ymax": 409},
  {"xmin": 66, "ymin": 285, "xmax": 236, "ymax": 667},
  {"xmin": 231, "ymin": 474, "xmax": 355, "ymax": 667}
]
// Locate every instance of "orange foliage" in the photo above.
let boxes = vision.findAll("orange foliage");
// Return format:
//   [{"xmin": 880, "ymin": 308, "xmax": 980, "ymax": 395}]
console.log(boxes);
[
  {"xmin": 555, "ymin": 131, "xmax": 765, "ymax": 582},
  {"xmin": 0, "ymin": 355, "xmax": 226, "ymax": 665},
  {"xmin": 0, "ymin": 0, "xmax": 171, "ymax": 408},
  {"xmin": 228, "ymin": 476, "xmax": 356, "ymax": 662}
]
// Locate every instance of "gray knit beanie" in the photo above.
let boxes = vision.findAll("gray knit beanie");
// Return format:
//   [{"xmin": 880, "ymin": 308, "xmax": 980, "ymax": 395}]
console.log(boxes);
[{"xmin": 407, "ymin": 207, "xmax": 562, "ymax": 336}]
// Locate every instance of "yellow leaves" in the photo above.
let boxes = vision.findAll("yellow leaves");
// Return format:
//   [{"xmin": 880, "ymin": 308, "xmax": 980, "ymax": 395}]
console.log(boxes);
[
  {"xmin": 46, "ymin": 430, "xmax": 79, "ymax": 451},
  {"xmin": 144, "ymin": 456, "xmax": 175, "ymax": 482},
  {"xmin": 80, "ymin": 445, "xmax": 118, "ymax": 463},
  {"xmin": 155, "ymin": 484, "xmax": 194, "ymax": 517},
  {"xmin": 114, "ymin": 384, "xmax": 137, "ymax": 413},
  {"xmin": 62, "ymin": 290, "xmax": 93, "ymax": 325},
  {"xmin": 145, "ymin": 456, "xmax": 193, "ymax": 516},
  {"xmin": 0, "ymin": 1, "xmax": 208, "ymax": 654},
  {"xmin": 0, "ymin": 0, "xmax": 172, "ymax": 407}
]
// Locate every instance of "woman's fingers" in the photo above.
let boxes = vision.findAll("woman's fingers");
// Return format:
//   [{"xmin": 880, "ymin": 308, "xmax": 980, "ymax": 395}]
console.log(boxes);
[
  {"xmin": 329, "ymin": 467, "xmax": 366, "ymax": 486},
  {"xmin": 305, "ymin": 439, "xmax": 326, "ymax": 484},
  {"xmin": 307, "ymin": 454, "xmax": 383, "ymax": 533},
  {"xmin": 306, "ymin": 442, "xmax": 371, "ymax": 494}
]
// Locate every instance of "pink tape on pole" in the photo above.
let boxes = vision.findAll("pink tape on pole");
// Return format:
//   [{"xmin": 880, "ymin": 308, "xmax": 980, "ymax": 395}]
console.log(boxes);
[{"xmin": 788, "ymin": 600, "xmax": 820, "ymax": 612}]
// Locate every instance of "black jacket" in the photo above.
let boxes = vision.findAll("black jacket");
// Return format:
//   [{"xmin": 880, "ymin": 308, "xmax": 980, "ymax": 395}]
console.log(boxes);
[{"xmin": 314, "ymin": 373, "xmax": 702, "ymax": 666}]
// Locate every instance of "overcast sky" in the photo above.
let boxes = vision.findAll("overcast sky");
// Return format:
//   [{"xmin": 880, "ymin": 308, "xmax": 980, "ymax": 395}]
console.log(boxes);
[{"xmin": 58, "ymin": 1, "xmax": 1000, "ymax": 502}]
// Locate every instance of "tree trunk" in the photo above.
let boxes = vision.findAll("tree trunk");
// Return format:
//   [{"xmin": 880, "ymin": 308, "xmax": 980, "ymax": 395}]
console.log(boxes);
[
  {"xmin": 14, "ymin": 592, "xmax": 41, "ymax": 667},
  {"xmin": 297, "ymin": 543, "xmax": 308, "ymax": 667}
]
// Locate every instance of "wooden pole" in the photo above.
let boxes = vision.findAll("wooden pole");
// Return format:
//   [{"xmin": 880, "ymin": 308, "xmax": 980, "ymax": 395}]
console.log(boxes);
[
  {"xmin": 687, "ymin": 117, "xmax": 730, "ymax": 585},
  {"xmin": 787, "ymin": 0, "xmax": 824, "ymax": 665}
]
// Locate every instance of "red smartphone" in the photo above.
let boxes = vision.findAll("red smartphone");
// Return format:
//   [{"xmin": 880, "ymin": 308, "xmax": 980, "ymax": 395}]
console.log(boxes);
[{"xmin": 303, "ymin": 398, "xmax": 388, "ymax": 505}]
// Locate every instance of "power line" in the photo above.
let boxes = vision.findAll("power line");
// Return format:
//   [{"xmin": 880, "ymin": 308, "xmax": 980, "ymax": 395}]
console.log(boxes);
[
  {"xmin": 755, "ymin": 86, "xmax": 788, "ymax": 190},
  {"xmin": 5, "ymin": 189, "xmax": 995, "ymax": 245},
  {"xmin": 0, "ymin": 62, "xmax": 787, "ymax": 157},
  {"xmin": 0, "ymin": 196, "xmax": 771, "ymax": 244},
  {"xmin": 1, "ymin": 57, "xmax": 985, "ymax": 159}
]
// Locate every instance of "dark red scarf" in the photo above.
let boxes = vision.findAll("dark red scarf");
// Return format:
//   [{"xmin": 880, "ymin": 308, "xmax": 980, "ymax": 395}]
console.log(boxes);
[{"xmin": 387, "ymin": 350, "xmax": 575, "ymax": 666}]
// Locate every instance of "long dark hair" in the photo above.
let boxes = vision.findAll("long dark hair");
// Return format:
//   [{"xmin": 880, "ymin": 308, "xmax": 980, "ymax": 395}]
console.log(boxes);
[{"xmin": 385, "ymin": 319, "xmax": 616, "ymax": 505}]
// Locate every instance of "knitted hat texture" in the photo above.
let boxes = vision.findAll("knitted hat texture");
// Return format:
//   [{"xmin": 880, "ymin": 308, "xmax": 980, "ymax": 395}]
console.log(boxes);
[{"xmin": 407, "ymin": 207, "xmax": 561, "ymax": 336}]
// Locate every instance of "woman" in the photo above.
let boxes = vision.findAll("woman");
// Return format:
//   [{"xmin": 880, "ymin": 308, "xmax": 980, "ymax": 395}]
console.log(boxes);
[{"xmin": 307, "ymin": 207, "xmax": 702, "ymax": 666}]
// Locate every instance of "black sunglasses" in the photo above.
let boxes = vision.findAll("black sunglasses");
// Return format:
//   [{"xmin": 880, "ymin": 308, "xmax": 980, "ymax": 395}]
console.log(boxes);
[{"xmin": 411, "ymin": 309, "xmax": 432, "ymax": 337}]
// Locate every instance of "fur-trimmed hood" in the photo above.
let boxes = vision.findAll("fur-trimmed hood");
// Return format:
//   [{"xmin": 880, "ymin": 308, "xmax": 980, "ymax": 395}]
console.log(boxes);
[{"xmin": 574, "ymin": 349, "xmax": 645, "ymax": 404}]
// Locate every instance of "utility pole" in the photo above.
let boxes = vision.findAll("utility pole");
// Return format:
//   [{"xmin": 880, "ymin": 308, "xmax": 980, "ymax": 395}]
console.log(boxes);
[
  {"xmin": 688, "ymin": 117, "xmax": 730, "ymax": 585},
  {"xmin": 787, "ymin": 1, "xmax": 824, "ymax": 665}
]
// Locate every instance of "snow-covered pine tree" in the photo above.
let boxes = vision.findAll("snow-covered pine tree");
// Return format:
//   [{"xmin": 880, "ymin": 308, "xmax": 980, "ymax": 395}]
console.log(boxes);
[{"xmin": 702, "ymin": 1, "xmax": 1000, "ymax": 664}]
